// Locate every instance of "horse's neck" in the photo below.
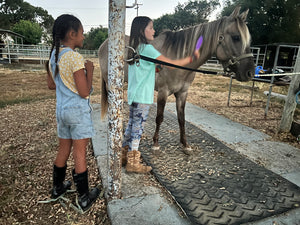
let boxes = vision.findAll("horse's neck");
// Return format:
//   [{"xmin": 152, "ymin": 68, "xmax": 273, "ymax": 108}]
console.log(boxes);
[
  {"xmin": 194, "ymin": 19, "xmax": 226, "ymax": 66},
  {"xmin": 153, "ymin": 18, "xmax": 224, "ymax": 68}
]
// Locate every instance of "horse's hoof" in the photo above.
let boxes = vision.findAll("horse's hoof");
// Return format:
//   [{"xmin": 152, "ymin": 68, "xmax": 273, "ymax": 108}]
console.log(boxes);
[
  {"xmin": 182, "ymin": 146, "xmax": 193, "ymax": 155},
  {"xmin": 151, "ymin": 145, "xmax": 160, "ymax": 155},
  {"xmin": 152, "ymin": 145, "xmax": 160, "ymax": 150}
]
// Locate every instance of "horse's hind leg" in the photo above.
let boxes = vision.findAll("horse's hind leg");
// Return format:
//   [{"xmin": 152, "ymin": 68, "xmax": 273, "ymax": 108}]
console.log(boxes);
[
  {"xmin": 175, "ymin": 91, "xmax": 192, "ymax": 153},
  {"xmin": 152, "ymin": 94, "xmax": 167, "ymax": 150}
]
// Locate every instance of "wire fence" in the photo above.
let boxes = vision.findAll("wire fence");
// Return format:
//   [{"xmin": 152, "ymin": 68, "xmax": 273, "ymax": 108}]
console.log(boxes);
[{"xmin": 0, "ymin": 44, "xmax": 98, "ymax": 64}]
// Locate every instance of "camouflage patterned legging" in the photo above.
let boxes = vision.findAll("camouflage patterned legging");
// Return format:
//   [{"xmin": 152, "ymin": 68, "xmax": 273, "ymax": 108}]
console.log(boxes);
[{"xmin": 122, "ymin": 102, "xmax": 150, "ymax": 151}]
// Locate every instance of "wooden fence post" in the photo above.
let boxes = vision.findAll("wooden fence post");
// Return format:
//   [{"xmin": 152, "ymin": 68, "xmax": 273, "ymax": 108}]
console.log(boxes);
[{"xmin": 279, "ymin": 47, "xmax": 300, "ymax": 132}]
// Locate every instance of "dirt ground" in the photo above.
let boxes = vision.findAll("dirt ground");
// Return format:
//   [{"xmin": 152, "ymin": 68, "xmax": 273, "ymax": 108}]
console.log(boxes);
[
  {"xmin": 185, "ymin": 72, "xmax": 300, "ymax": 148},
  {"xmin": 0, "ymin": 59, "xmax": 299, "ymax": 224},
  {"xmin": 0, "ymin": 62, "xmax": 109, "ymax": 225}
]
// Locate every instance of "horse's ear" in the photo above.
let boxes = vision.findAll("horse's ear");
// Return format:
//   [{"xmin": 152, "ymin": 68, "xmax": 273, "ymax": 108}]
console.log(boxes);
[
  {"xmin": 239, "ymin": 9, "xmax": 249, "ymax": 22},
  {"xmin": 230, "ymin": 6, "xmax": 241, "ymax": 18}
]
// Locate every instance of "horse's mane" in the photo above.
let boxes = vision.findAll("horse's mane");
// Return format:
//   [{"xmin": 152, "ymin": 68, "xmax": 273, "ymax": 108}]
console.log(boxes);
[
  {"xmin": 235, "ymin": 16, "xmax": 251, "ymax": 51},
  {"xmin": 159, "ymin": 15, "xmax": 250, "ymax": 59}
]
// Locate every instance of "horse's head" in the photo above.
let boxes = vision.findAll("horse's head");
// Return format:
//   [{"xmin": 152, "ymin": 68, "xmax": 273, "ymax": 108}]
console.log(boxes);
[{"xmin": 215, "ymin": 7, "xmax": 255, "ymax": 81}]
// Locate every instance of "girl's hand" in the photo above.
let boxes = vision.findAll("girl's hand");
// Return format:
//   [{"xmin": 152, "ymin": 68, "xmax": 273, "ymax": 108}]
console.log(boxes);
[
  {"xmin": 193, "ymin": 50, "xmax": 200, "ymax": 60},
  {"xmin": 84, "ymin": 60, "xmax": 94, "ymax": 73},
  {"xmin": 74, "ymin": 60, "xmax": 94, "ymax": 98},
  {"xmin": 188, "ymin": 50, "xmax": 200, "ymax": 64}
]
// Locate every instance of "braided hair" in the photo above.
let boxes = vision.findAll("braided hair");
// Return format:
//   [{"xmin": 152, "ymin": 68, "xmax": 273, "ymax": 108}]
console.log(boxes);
[
  {"xmin": 127, "ymin": 16, "xmax": 152, "ymax": 65},
  {"xmin": 47, "ymin": 14, "xmax": 82, "ymax": 76}
]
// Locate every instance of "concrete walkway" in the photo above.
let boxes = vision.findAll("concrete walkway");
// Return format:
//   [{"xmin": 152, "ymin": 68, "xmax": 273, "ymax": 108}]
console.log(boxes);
[{"xmin": 91, "ymin": 102, "xmax": 300, "ymax": 225}]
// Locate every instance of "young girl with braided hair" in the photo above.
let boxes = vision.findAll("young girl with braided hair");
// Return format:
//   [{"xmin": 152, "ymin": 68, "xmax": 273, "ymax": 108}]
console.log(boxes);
[
  {"xmin": 46, "ymin": 14, "xmax": 99, "ymax": 212},
  {"xmin": 122, "ymin": 16, "xmax": 200, "ymax": 173}
]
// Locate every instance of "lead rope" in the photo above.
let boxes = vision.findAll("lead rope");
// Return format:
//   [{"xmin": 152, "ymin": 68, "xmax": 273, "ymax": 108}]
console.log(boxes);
[
  {"xmin": 37, "ymin": 189, "xmax": 84, "ymax": 213},
  {"xmin": 38, "ymin": 187, "xmax": 105, "ymax": 214},
  {"xmin": 125, "ymin": 46, "xmax": 218, "ymax": 75},
  {"xmin": 37, "ymin": 189, "xmax": 86, "ymax": 214}
]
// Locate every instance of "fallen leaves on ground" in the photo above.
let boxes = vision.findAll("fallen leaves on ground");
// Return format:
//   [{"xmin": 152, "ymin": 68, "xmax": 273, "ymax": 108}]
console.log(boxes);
[{"xmin": 0, "ymin": 99, "xmax": 110, "ymax": 225}]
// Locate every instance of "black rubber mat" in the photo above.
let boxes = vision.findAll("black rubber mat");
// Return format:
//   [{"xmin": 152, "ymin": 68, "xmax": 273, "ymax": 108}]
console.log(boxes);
[{"xmin": 137, "ymin": 105, "xmax": 300, "ymax": 225}]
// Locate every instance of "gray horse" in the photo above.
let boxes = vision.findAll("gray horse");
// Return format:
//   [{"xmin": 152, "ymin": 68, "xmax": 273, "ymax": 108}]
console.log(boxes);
[{"xmin": 98, "ymin": 7, "xmax": 255, "ymax": 152}]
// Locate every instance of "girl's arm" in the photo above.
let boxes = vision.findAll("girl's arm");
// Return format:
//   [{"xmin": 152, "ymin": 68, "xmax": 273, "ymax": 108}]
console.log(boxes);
[
  {"xmin": 74, "ymin": 60, "xmax": 94, "ymax": 98},
  {"xmin": 47, "ymin": 73, "xmax": 56, "ymax": 90},
  {"xmin": 46, "ymin": 61, "xmax": 56, "ymax": 90},
  {"xmin": 156, "ymin": 49, "xmax": 200, "ymax": 68}
]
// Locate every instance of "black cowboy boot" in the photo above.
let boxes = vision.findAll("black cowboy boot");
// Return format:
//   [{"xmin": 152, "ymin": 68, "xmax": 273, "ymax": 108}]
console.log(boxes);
[
  {"xmin": 72, "ymin": 169, "xmax": 100, "ymax": 212},
  {"xmin": 51, "ymin": 164, "xmax": 72, "ymax": 199}
]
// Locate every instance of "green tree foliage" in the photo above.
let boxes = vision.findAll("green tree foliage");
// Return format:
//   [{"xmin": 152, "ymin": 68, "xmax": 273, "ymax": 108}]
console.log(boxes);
[
  {"xmin": 12, "ymin": 20, "xmax": 42, "ymax": 44},
  {"xmin": 221, "ymin": 0, "xmax": 300, "ymax": 45},
  {"xmin": 0, "ymin": 0, "xmax": 54, "ymax": 43},
  {"xmin": 83, "ymin": 27, "xmax": 108, "ymax": 50},
  {"xmin": 153, "ymin": 0, "xmax": 220, "ymax": 35}
]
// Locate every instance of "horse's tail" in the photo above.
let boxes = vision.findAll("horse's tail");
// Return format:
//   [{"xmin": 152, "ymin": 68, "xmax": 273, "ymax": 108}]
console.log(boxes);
[
  {"xmin": 100, "ymin": 67, "xmax": 108, "ymax": 121},
  {"xmin": 98, "ymin": 40, "xmax": 109, "ymax": 121}
]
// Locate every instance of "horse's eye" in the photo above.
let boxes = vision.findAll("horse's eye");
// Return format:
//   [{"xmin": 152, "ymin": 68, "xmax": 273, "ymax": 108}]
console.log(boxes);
[{"xmin": 232, "ymin": 35, "xmax": 240, "ymax": 42}]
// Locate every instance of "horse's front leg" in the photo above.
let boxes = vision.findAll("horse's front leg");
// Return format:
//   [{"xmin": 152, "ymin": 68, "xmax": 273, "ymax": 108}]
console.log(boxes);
[
  {"xmin": 152, "ymin": 94, "xmax": 167, "ymax": 150},
  {"xmin": 175, "ymin": 91, "xmax": 192, "ymax": 154}
]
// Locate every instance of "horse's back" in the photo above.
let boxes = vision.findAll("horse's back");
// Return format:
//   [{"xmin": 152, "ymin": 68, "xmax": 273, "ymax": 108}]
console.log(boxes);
[
  {"xmin": 98, "ymin": 36, "xmax": 130, "ymax": 83},
  {"xmin": 98, "ymin": 39, "xmax": 108, "ymax": 83},
  {"xmin": 98, "ymin": 36, "xmax": 129, "ymax": 119}
]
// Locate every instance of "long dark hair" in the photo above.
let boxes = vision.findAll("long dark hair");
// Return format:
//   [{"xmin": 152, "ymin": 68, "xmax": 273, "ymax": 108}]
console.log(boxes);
[
  {"xmin": 127, "ymin": 16, "xmax": 152, "ymax": 65},
  {"xmin": 46, "ymin": 14, "xmax": 82, "ymax": 76}
]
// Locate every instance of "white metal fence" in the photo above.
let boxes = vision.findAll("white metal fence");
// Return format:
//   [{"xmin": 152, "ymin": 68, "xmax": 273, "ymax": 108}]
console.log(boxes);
[
  {"xmin": 202, "ymin": 45, "xmax": 299, "ymax": 73},
  {"xmin": 1, "ymin": 44, "xmax": 298, "ymax": 74},
  {"xmin": 0, "ymin": 44, "xmax": 98, "ymax": 64}
]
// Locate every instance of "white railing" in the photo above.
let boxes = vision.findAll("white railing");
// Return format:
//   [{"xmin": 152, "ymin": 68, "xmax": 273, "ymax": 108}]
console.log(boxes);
[
  {"xmin": 0, "ymin": 44, "xmax": 98, "ymax": 64},
  {"xmin": 201, "ymin": 46, "xmax": 299, "ymax": 74}
]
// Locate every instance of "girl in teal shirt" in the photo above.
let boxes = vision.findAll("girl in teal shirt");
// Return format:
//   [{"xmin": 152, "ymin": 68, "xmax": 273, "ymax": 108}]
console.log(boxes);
[{"xmin": 123, "ymin": 16, "xmax": 199, "ymax": 173}]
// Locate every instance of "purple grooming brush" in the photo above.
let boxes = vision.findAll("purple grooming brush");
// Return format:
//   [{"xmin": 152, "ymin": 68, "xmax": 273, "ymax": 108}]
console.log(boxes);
[{"xmin": 195, "ymin": 36, "xmax": 203, "ymax": 51}]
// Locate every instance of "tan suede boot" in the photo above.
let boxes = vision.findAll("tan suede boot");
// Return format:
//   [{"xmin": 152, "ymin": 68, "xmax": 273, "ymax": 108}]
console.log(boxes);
[
  {"xmin": 121, "ymin": 146, "xmax": 128, "ymax": 166},
  {"xmin": 126, "ymin": 150, "xmax": 152, "ymax": 173}
]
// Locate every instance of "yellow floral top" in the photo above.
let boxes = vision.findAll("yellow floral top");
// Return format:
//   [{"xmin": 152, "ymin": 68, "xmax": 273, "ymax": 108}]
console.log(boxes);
[{"xmin": 49, "ymin": 47, "xmax": 85, "ymax": 95}]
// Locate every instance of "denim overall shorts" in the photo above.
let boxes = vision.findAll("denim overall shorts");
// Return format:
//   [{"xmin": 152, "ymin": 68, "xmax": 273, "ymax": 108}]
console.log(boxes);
[{"xmin": 50, "ymin": 48, "xmax": 94, "ymax": 140}]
